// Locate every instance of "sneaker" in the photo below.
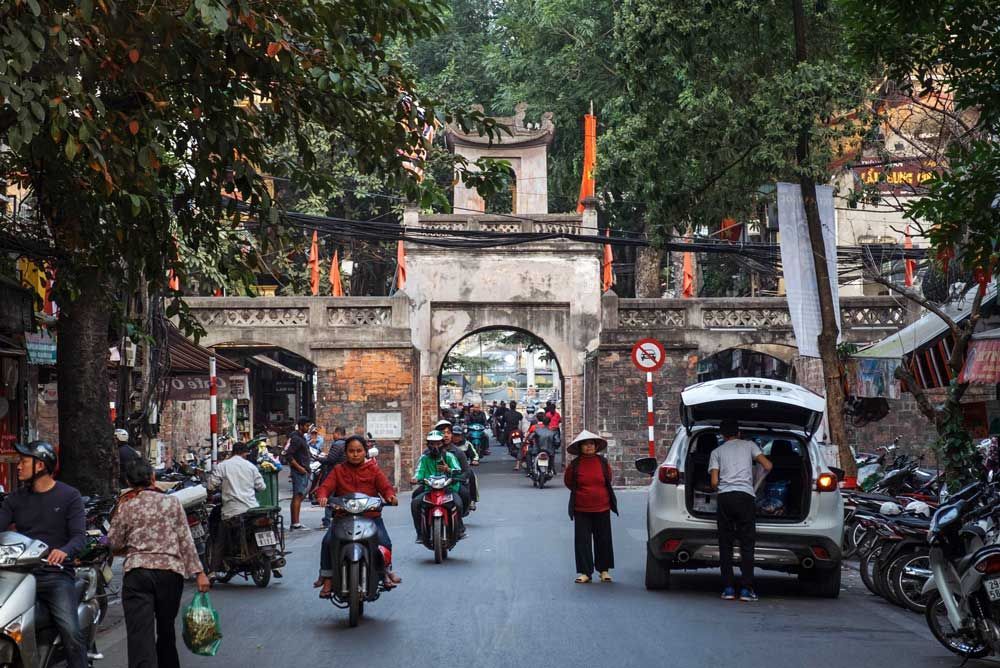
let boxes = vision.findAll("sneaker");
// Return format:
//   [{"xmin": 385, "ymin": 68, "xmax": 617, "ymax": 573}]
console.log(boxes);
[
  {"xmin": 739, "ymin": 588, "xmax": 759, "ymax": 602},
  {"xmin": 415, "ymin": 536, "xmax": 422, "ymax": 544},
  {"xmin": 721, "ymin": 586, "xmax": 737, "ymax": 600},
  {"xmin": 290, "ymin": 523, "xmax": 306, "ymax": 531}
]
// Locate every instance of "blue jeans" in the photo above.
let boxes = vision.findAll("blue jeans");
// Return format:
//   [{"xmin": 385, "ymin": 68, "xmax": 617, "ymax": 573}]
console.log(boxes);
[
  {"xmin": 319, "ymin": 516, "xmax": 392, "ymax": 577},
  {"xmin": 291, "ymin": 470, "xmax": 310, "ymax": 496},
  {"xmin": 35, "ymin": 570, "xmax": 87, "ymax": 668}
]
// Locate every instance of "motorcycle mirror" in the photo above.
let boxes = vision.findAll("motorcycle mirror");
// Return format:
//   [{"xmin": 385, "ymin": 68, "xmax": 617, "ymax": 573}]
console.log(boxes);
[{"xmin": 635, "ymin": 457, "xmax": 657, "ymax": 476}]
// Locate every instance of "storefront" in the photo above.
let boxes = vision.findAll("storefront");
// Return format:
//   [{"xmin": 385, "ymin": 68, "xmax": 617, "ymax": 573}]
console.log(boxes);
[{"xmin": 0, "ymin": 276, "xmax": 35, "ymax": 489}]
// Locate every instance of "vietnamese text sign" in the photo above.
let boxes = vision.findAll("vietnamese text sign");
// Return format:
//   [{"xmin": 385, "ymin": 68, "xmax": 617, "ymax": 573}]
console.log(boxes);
[
  {"xmin": 959, "ymin": 340, "xmax": 1000, "ymax": 384},
  {"xmin": 777, "ymin": 182, "xmax": 841, "ymax": 358},
  {"xmin": 366, "ymin": 411, "xmax": 402, "ymax": 440},
  {"xmin": 25, "ymin": 331, "xmax": 56, "ymax": 365}
]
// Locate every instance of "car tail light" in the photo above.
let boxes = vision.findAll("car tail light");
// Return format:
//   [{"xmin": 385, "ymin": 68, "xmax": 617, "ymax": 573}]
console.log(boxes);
[
  {"xmin": 811, "ymin": 546, "xmax": 830, "ymax": 560},
  {"xmin": 974, "ymin": 554, "xmax": 1000, "ymax": 574},
  {"xmin": 658, "ymin": 466, "xmax": 681, "ymax": 485},
  {"xmin": 816, "ymin": 473, "xmax": 837, "ymax": 492},
  {"xmin": 661, "ymin": 539, "xmax": 682, "ymax": 553}
]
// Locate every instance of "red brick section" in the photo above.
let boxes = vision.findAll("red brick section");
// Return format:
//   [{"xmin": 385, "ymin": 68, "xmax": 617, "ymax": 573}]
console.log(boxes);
[{"xmin": 315, "ymin": 347, "xmax": 418, "ymax": 489}]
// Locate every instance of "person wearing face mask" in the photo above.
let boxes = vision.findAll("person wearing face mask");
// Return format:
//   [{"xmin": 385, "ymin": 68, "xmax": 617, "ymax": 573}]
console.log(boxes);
[{"xmin": 314, "ymin": 436, "xmax": 400, "ymax": 597}]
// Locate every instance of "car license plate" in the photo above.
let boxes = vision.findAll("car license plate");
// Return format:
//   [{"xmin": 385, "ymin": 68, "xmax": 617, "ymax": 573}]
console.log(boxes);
[
  {"xmin": 190, "ymin": 524, "xmax": 206, "ymax": 540},
  {"xmin": 986, "ymin": 577, "xmax": 1000, "ymax": 602},
  {"xmin": 512, "ymin": 438, "xmax": 522, "ymax": 444},
  {"xmin": 255, "ymin": 531, "xmax": 277, "ymax": 547}
]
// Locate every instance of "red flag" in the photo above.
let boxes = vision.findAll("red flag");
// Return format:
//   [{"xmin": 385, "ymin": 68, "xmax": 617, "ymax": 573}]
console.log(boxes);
[
  {"xmin": 577, "ymin": 108, "xmax": 597, "ymax": 213},
  {"xmin": 395, "ymin": 240, "xmax": 407, "ymax": 290},
  {"xmin": 904, "ymin": 225, "xmax": 915, "ymax": 288},
  {"xmin": 602, "ymin": 228, "xmax": 615, "ymax": 293},
  {"xmin": 330, "ymin": 250, "xmax": 344, "ymax": 297},
  {"xmin": 682, "ymin": 233, "xmax": 694, "ymax": 298},
  {"xmin": 309, "ymin": 231, "xmax": 320, "ymax": 296},
  {"xmin": 168, "ymin": 269, "xmax": 180, "ymax": 292}
]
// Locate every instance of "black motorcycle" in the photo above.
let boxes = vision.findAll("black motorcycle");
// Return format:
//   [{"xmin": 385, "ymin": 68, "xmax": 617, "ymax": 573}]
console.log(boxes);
[
  {"xmin": 325, "ymin": 493, "xmax": 394, "ymax": 627},
  {"xmin": 210, "ymin": 507, "xmax": 286, "ymax": 588}
]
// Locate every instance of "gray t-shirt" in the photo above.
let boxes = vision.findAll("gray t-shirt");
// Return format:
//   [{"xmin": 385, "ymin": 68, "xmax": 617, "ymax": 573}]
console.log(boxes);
[{"xmin": 708, "ymin": 438, "xmax": 762, "ymax": 497}]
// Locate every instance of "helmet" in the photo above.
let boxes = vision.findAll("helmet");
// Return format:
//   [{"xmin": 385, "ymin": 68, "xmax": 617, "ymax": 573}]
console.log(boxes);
[
  {"xmin": 452, "ymin": 425, "xmax": 466, "ymax": 437},
  {"xmin": 905, "ymin": 501, "xmax": 931, "ymax": 518},
  {"xmin": 879, "ymin": 501, "xmax": 902, "ymax": 516},
  {"xmin": 433, "ymin": 419, "xmax": 453, "ymax": 432},
  {"xmin": 426, "ymin": 430, "xmax": 445, "ymax": 445},
  {"xmin": 15, "ymin": 440, "xmax": 57, "ymax": 473},
  {"xmin": 114, "ymin": 428, "xmax": 130, "ymax": 443}
]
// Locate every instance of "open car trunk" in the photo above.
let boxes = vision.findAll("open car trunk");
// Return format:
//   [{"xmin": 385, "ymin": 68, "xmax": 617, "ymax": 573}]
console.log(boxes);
[{"xmin": 684, "ymin": 429, "xmax": 812, "ymax": 523}]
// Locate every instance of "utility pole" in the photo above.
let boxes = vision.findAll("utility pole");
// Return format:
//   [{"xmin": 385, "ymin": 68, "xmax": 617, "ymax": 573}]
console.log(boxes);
[{"xmin": 791, "ymin": 0, "xmax": 856, "ymax": 481}]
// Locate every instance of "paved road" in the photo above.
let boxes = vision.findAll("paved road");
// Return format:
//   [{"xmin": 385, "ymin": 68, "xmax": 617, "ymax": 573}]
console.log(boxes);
[{"xmin": 98, "ymin": 455, "xmax": 978, "ymax": 668}]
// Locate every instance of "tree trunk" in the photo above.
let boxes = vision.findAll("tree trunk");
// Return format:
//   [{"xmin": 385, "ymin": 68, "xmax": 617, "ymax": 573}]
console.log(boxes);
[
  {"xmin": 56, "ymin": 271, "xmax": 115, "ymax": 496},
  {"xmin": 791, "ymin": 0, "xmax": 855, "ymax": 479},
  {"xmin": 635, "ymin": 245, "xmax": 663, "ymax": 298}
]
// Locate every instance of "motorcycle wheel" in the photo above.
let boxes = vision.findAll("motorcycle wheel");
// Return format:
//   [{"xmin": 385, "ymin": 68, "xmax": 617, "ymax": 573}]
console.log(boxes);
[
  {"xmin": 859, "ymin": 544, "xmax": 883, "ymax": 596},
  {"xmin": 888, "ymin": 550, "xmax": 931, "ymax": 614},
  {"xmin": 874, "ymin": 554, "xmax": 896, "ymax": 603},
  {"xmin": 433, "ymin": 517, "xmax": 445, "ymax": 564},
  {"xmin": 537, "ymin": 472, "xmax": 547, "ymax": 489},
  {"xmin": 251, "ymin": 556, "xmax": 271, "ymax": 588},
  {"xmin": 924, "ymin": 592, "xmax": 990, "ymax": 658},
  {"xmin": 348, "ymin": 561, "xmax": 362, "ymax": 628}
]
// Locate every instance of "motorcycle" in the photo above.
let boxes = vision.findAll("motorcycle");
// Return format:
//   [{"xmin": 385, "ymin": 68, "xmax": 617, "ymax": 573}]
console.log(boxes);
[
  {"xmin": 468, "ymin": 423, "xmax": 489, "ymax": 457},
  {"xmin": 0, "ymin": 532, "xmax": 105, "ymax": 668},
  {"xmin": 507, "ymin": 429, "xmax": 524, "ymax": 459},
  {"xmin": 418, "ymin": 475, "xmax": 463, "ymax": 564},
  {"xmin": 922, "ymin": 480, "xmax": 1000, "ymax": 658},
  {"xmin": 529, "ymin": 449, "xmax": 554, "ymax": 489},
  {"xmin": 324, "ymin": 493, "xmax": 394, "ymax": 627},
  {"xmin": 166, "ymin": 481, "xmax": 210, "ymax": 570},
  {"xmin": 210, "ymin": 507, "xmax": 286, "ymax": 588}
]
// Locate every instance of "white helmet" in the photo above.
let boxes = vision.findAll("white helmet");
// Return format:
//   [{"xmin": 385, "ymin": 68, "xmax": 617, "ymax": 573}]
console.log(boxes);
[
  {"xmin": 114, "ymin": 428, "xmax": 130, "ymax": 443},
  {"xmin": 905, "ymin": 501, "xmax": 931, "ymax": 518},
  {"xmin": 879, "ymin": 501, "xmax": 903, "ymax": 516}
]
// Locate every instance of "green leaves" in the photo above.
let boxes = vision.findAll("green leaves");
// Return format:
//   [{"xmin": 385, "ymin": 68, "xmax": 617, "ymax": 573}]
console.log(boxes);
[{"xmin": 194, "ymin": 0, "xmax": 229, "ymax": 34}]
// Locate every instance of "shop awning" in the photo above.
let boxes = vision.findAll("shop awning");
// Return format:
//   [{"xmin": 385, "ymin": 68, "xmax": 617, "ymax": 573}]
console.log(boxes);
[
  {"xmin": 959, "ymin": 329, "xmax": 1000, "ymax": 384},
  {"xmin": 167, "ymin": 325, "xmax": 244, "ymax": 374},
  {"xmin": 853, "ymin": 282, "xmax": 997, "ymax": 360},
  {"xmin": 250, "ymin": 354, "xmax": 307, "ymax": 381}
]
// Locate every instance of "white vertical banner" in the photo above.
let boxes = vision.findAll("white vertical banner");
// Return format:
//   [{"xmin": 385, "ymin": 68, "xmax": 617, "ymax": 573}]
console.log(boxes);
[{"xmin": 777, "ymin": 182, "xmax": 841, "ymax": 358}]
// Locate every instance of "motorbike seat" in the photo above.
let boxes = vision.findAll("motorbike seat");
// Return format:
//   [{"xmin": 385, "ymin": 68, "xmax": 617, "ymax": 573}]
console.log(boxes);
[
  {"xmin": 892, "ymin": 516, "xmax": 930, "ymax": 530},
  {"xmin": 852, "ymin": 492, "xmax": 899, "ymax": 503}
]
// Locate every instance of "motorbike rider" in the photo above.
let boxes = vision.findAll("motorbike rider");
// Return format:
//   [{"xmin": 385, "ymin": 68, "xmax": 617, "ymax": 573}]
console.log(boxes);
[
  {"xmin": 450, "ymin": 425, "xmax": 479, "ymax": 510},
  {"xmin": 315, "ymin": 435, "xmax": 400, "ymax": 596},
  {"xmin": 117, "ymin": 427, "xmax": 141, "ymax": 489},
  {"xmin": 411, "ymin": 431, "xmax": 465, "ymax": 541},
  {"xmin": 468, "ymin": 403, "xmax": 487, "ymax": 426},
  {"xmin": 206, "ymin": 442, "xmax": 267, "ymax": 576},
  {"xmin": 435, "ymin": 420, "xmax": 473, "ymax": 514},
  {"xmin": 530, "ymin": 413, "xmax": 559, "ymax": 474},
  {"xmin": 0, "ymin": 442, "xmax": 87, "ymax": 668},
  {"xmin": 503, "ymin": 400, "xmax": 524, "ymax": 449}
]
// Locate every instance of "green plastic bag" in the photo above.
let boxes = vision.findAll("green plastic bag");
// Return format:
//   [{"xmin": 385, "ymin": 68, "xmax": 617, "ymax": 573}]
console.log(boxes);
[{"xmin": 182, "ymin": 592, "xmax": 223, "ymax": 656}]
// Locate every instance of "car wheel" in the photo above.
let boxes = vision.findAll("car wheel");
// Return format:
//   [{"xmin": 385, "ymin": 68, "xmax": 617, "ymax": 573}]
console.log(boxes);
[
  {"xmin": 644, "ymin": 553, "xmax": 671, "ymax": 591},
  {"xmin": 799, "ymin": 564, "xmax": 841, "ymax": 598}
]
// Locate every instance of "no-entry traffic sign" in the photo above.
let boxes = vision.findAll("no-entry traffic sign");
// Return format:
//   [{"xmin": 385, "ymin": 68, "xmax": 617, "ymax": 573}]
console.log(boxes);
[{"xmin": 631, "ymin": 338, "xmax": 666, "ymax": 372}]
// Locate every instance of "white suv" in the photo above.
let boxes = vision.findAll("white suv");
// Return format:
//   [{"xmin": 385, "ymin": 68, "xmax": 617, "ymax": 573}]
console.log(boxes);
[{"xmin": 636, "ymin": 377, "xmax": 844, "ymax": 597}]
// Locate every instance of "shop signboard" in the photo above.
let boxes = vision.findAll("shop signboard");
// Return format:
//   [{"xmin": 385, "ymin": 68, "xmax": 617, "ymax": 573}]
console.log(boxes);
[
  {"xmin": 227, "ymin": 374, "xmax": 250, "ymax": 400},
  {"xmin": 168, "ymin": 375, "xmax": 231, "ymax": 401},
  {"xmin": 960, "ymin": 339, "xmax": 1000, "ymax": 385},
  {"xmin": 25, "ymin": 331, "xmax": 56, "ymax": 365},
  {"xmin": 366, "ymin": 411, "xmax": 402, "ymax": 440}
]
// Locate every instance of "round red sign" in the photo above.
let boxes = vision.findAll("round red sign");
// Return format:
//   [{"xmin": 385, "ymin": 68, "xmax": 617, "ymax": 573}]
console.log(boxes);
[{"xmin": 631, "ymin": 338, "xmax": 666, "ymax": 372}]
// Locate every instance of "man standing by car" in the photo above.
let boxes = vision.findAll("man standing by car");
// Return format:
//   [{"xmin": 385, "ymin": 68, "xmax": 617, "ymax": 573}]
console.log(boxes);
[
  {"xmin": 286, "ymin": 417, "xmax": 312, "ymax": 530},
  {"xmin": 709, "ymin": 417, "xmax": 772, "ymax": 602}
]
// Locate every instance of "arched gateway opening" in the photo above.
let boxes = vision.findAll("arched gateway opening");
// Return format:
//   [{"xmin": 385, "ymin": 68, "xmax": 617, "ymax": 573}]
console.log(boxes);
[{"xmin": 437, "ymin": 327, "xmax": 564, "ymax": 422}]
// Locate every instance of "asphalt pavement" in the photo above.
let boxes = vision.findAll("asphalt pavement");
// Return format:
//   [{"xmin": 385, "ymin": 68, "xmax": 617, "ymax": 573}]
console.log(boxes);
[{"xmin": 96, "ymin": 453, "xmax": 982, "ymax": 668}]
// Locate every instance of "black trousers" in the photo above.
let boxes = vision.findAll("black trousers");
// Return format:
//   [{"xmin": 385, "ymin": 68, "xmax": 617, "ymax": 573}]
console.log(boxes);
[
  {"xmin": 717, "ymin": 491, "xmax": 756, "ymax": 589},
  {"xmin": 122, "ymin": 568, "xmax": 184, "ymax": 668},
  {"xmin": 573, "ymin": 510, "xmax": 614, "ymax": 575}
]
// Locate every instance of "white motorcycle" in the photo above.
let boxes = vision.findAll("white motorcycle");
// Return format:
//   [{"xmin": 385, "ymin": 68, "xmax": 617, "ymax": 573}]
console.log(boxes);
[{"xmin": 0, "ymin": 532, "xmax": 105, "ymax": 668}]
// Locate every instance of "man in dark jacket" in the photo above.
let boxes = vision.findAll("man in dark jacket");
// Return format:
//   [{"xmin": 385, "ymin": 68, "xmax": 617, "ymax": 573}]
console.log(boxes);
[
  {"xmin": 0, "ymin": 442, "xmax": 87, "ymax": 668},
  {"xmin": 319, "ymin": 426, "xmax": 347, "ymax": 528}
]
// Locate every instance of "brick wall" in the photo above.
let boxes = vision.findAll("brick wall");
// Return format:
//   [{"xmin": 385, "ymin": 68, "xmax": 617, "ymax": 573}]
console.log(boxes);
[
  {"xmin": 314, "ymin": 347, "xmax": 418, "ymax": 489},
  {"xmin": 158, "ymin": 398, "xmax": 211, "ymax": 465},
  {"xmin": 592, "ymin": 346, "xmax": 699, "ymax": 486}
]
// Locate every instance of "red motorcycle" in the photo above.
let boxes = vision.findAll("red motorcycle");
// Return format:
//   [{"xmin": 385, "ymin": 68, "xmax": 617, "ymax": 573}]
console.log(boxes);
[
  {"xmin": 419, "ymin": 474, "xmax": 463, "ymax": 563},
  {"xmin": 506, "ymin": 429, "xmax": 524, "ymax": 459}
]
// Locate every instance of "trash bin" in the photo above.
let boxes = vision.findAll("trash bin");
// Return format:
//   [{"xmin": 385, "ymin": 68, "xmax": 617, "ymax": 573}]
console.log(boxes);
[{"xmin": 256, "ymin": 469, "xmax": 279, "ymax": 508}]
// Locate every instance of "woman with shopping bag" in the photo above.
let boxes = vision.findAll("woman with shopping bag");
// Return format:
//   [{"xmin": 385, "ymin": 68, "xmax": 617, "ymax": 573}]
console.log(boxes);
[
  {"xmin": 564, "ymin": 430, "xmax": 618, "ymax": 583},
  {"xmin": 108, "ymin": 458, "xmax": 211, "ymax": 668}
]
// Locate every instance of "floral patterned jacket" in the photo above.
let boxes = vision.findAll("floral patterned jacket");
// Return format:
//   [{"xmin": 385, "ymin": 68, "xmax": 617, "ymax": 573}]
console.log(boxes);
[{"xmin": 108, "ymin": 488, "xmax": 204, "ymax": 578}]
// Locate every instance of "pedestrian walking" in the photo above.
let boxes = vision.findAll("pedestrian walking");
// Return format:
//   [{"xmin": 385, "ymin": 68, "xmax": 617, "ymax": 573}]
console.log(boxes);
[
  {"xmin": 709, "ymin": 417, "xmax": 772, "ymax": 602},
  {"xmin": 286, "ymin": 416, "xmax": 313, "ymax": 530},
  {"xmin": 564, "ymin": 430, "xmax": 618, "ymax": 584},
  {"xmin": 109, "ymin": 458, "xmax": 211, "ymax": 668}
]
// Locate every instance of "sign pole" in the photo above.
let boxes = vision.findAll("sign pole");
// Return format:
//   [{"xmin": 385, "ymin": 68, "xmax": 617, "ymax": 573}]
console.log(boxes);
[
  {"xmin": 630, "ymin": 338, "xmax": 666, "ymax": 460},
  {"xmin": 645, "ymin": 371, "xmax": 656, "ymax": 458},
  {"xmin": 209, "ymin": 354, "xmax": 218, "ymax": 469}
]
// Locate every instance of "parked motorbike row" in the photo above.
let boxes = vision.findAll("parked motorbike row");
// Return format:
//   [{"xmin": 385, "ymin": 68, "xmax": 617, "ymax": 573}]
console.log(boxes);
[{"xmin": 848, "ymin": 439, "xmax": 1000, "ymax": 660}]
